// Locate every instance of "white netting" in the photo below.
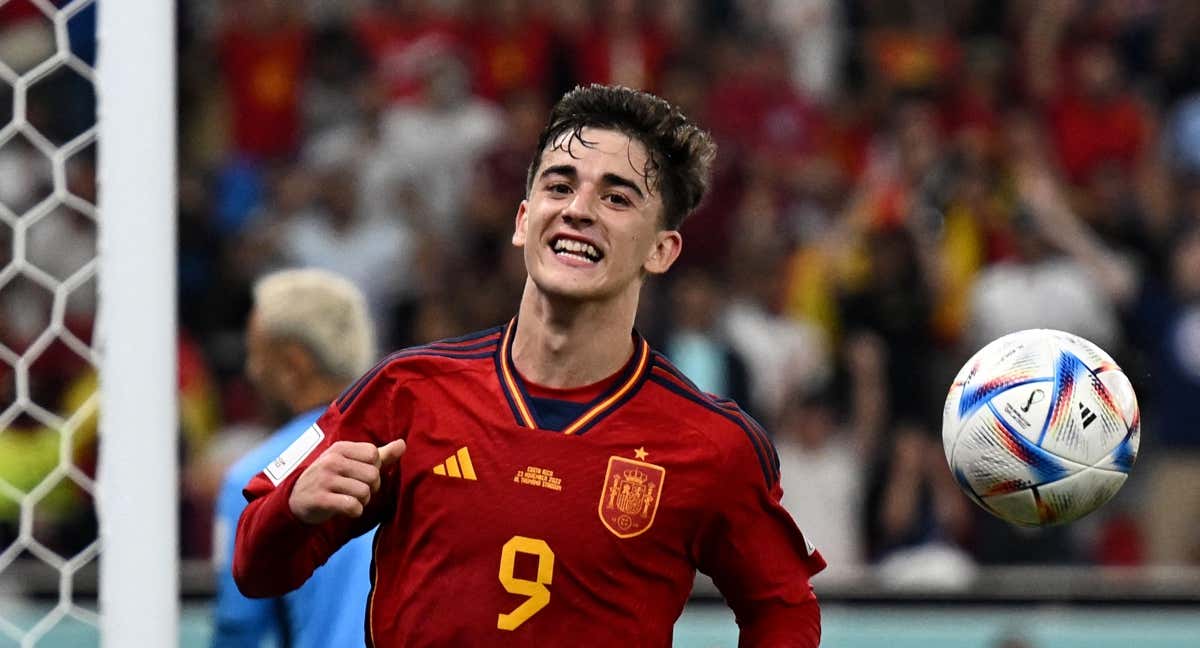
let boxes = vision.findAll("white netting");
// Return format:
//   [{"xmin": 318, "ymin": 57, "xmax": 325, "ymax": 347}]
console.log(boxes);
[{"xmin": 0, "ymin": 0, "xmax": 99, "ymax": 645}]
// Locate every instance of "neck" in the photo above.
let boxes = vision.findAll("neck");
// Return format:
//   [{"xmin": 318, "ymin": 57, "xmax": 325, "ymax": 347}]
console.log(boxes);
[
  {"xmin": 287, "ymin": 380, "xmax": 343, "ymax": 417},
  {"xmin": 512, "ymin": 277, "xmax": 640, "ymax": 388}
]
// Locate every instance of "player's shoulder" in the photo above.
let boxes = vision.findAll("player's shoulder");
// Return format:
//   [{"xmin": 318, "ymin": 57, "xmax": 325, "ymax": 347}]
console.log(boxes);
[
  {"xmin": 644, "ymin": 350, "xmax": 760, "ymax": 436},
  {"xmin": 387, "ymin": 325, "xmax": 505, "ymax": 369},
  {"xmin": 644, "ymin": 351, "xmax": 780, "ymax": 489},
  {"xmin": 329, "ymin": 326, "xmax": 504, "ymax": 416},
  {"xmin": 342, "ymin": 324, "xmax": 502, "ymax": 390}
]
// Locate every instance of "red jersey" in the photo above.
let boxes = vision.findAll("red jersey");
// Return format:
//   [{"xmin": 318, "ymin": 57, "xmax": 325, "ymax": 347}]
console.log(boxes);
[
  {"xmin": 218, "ymin": 21, "xmax": 308, "ymax": 159},
  {"xmin": 234, "ymin": 321, "xmax": 825, "ymax": 647}
]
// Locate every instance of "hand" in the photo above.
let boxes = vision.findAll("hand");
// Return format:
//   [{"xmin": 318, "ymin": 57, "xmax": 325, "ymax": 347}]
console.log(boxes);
[
  {"xmin": 289, "ymin": 439, "xmax": 406, "ymax": 525},
  {"xmin": 1014, "ymin": 162, "xmax": 1067, "ymax": 220}
]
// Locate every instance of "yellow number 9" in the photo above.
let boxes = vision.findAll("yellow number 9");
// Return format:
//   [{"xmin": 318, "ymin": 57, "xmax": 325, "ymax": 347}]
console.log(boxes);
[{"xmin": 497, "ymin": 535, "xmax": 554, "ymax": 631}]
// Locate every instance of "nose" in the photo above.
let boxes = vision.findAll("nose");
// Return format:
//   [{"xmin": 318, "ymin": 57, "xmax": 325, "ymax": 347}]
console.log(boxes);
[{"xmin": 561, "ymin": 187, "xmax": 597, "ymax": 226}]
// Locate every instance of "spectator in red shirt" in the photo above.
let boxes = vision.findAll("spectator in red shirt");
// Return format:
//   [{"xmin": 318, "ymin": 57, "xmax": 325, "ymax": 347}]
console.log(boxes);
[
  {"xmin": 352, "ymin": 0, "xmax": 469, "ymax": 105},
  {"xmin": 570, "ymin": 0, "xmax": 670, "ymax": 91},
  {"xmin": 1046, "ymin": 42, "xmax": 1149, "ymax": 185},
  {"xmin": 217, "ymin": 1, "xmax": 309, "ymax": 160},
  {"xmin": 469, "ymin": 0, "xmax": 553, "ymax": 101}
]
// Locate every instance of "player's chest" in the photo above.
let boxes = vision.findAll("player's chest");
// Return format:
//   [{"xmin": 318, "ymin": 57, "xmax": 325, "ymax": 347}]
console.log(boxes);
[{"xmin": 398, "ymin": 409, "xmax": 711, "ymax": 550}]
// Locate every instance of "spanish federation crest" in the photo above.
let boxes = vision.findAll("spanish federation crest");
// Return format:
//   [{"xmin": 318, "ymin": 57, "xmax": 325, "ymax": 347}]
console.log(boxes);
[{"xmin": 598, "ymin": 455, "xmax": 665, "ymax": 538}]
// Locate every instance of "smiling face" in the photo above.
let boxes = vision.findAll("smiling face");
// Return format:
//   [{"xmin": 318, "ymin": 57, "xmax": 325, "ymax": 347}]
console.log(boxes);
[{"xmin": 512, "ymin": 127, "xmax": 682, "ymax": 302}]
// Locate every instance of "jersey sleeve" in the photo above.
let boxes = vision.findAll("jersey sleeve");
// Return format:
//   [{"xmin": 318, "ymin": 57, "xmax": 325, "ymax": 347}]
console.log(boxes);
[
  {"xmin": 694, "ymin": 414, "xmax": 826, "ymax": 648},
  {"xmin": 233, "ymin": 360, "xmax": 411, "ymax": 598},
  {"xmin": 211, "ymin": 465, "xmax": 276, "ymax": 647}
]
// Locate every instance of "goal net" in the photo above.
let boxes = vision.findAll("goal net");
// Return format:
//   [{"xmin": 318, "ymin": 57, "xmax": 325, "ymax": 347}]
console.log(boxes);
[{"xmin": 0, "ymin": 0, "xmax": 176, "ymax": 645}]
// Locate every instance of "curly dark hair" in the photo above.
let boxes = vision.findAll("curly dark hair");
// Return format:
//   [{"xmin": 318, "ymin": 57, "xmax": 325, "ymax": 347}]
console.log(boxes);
[{"xmin": 525, "ymin": 84, "xmax": 716, "ymax": 231}]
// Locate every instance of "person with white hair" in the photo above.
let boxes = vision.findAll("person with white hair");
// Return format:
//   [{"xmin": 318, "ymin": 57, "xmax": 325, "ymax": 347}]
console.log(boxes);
[{"xmin": 211, "ymin": 268, "xmax": 377, "ymax": 648}]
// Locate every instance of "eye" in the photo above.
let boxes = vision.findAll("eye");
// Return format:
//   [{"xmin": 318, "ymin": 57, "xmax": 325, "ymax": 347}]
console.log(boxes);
[
  {"xmin": 605, "ymin": 193, "xmax": 632, "ymax": 207},
  {"xmin": 546, "ymin": 182, "xmax": 572, "ymax": 195}
]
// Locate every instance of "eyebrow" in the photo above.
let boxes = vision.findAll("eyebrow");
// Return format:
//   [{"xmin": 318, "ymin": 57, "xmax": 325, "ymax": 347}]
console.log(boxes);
[{"xmin": 539, "ymin": 164, "xmax": 646, "ymax": 200}]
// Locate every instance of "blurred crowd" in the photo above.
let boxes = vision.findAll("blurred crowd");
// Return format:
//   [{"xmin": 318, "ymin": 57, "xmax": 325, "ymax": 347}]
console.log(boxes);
[{"xmin": 3, "ymin": 0, "xmax": 1200, "ymax": 578}]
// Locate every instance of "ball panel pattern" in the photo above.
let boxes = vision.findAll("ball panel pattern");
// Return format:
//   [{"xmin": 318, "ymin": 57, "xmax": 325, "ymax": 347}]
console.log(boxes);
[
  {"xmin": 1030, "ymin": 466, "xmax": 1128, "ymax": 525},
  {"xmin": 942, "ymin": 329, "xmax": 1140, "ymax": 527}
]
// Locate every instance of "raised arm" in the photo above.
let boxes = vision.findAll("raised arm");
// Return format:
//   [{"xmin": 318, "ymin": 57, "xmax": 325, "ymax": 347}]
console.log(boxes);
[{"xmin": 1014, "ymin": 161, "xmax": 1140, "ymax": 305}]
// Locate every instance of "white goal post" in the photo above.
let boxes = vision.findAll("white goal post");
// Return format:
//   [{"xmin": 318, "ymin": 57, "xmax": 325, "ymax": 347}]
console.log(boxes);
[
  {"xmin": 0, "ymin": 0, "xmax": 176, "ymax": 645},
  {"xmin": 96, "ymin": 0, "xmax": 177, "ymax": 645}
]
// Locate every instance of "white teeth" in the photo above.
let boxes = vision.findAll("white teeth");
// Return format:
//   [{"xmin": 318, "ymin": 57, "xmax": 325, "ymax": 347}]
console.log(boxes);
[{"xmin": 552, "ymin": 238, "xmax": 600, "ymax": 261}]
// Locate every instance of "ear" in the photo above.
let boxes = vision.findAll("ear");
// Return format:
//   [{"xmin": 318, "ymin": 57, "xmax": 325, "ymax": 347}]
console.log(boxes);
[
  {"xmin": 643, "ymin": 229, "xmax": 683, "ymax": 275},
  {"xmin": 279, "ymin": 342, "xmax": 316, "ymax": 387},
  {"xmin": 512, "ymin": 200, "xmax": 529, "ymax": 248}
]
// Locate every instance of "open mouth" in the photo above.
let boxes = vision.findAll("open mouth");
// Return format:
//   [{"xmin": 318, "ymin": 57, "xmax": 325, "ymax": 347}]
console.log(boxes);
[{"xmin": 550, "ymin": 235, "xmax": 603, "ymax": 263}]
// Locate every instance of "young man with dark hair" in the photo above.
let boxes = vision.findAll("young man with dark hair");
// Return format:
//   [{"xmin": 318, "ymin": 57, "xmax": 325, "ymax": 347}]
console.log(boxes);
[{"xmin": 234, "ymin": 84, "xmax": 825, "ymax": 647}]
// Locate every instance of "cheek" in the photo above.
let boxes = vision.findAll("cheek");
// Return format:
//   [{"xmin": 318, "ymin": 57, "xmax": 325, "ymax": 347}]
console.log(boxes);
[
  {"xmin": 628, "ymin": 229, "xmax": 657, "ymax": 261},
  {"xmin": 246, "ymin": 349, "xmax": 276, "ymax": 388},
  {"xmin": 245, "ymin": 354, "xmax": 264, "ymax": 384}
]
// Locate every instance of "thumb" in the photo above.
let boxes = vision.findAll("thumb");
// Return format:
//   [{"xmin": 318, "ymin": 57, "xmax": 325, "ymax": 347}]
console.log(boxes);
[{"xmin": 377, "ymin": 438, "xmax": 407, "ymax": 467}]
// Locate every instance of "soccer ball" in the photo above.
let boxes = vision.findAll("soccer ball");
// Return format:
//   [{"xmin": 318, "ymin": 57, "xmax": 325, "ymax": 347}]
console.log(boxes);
[{"xmin": 942, "ymin": 329, "xmax": 1140, "ymax": 527}]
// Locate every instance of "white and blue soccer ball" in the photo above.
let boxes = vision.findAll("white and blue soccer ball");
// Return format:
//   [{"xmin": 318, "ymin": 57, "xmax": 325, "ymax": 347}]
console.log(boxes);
[{"xmin": 942, "ymin": 329, "xmax": 1140, "ymax": 527}]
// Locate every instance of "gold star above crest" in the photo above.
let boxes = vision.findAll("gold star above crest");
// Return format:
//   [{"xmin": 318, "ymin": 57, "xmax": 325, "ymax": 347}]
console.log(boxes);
[{"xmin": 634, "ymin": 447, "xmax": 648, "ymax": 460}]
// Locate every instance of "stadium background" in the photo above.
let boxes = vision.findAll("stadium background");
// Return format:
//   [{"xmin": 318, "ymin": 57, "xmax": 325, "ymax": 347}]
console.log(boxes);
[{"xmin": 1, "ymin": 0, "xmax": 1200, "ymax": 645}]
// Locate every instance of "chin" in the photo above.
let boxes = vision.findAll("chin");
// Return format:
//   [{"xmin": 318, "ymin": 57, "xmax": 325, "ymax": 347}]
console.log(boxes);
[
  {"xmin": 262, "ymin": 398, "xmax": 295, "ymax": 426},
  {"xmin": 539, "ymin": 271, "xmax": 646, "ymax": 305},
  {"xmin": 534, "ymin": 276, "xmax": 606, "ymax": 301}
]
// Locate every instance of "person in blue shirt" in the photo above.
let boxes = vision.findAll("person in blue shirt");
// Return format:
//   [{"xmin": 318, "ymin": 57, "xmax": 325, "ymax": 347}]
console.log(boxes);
[{"xmin": 212, "ymin": 268, "xmax": 378, "ymax": 647}]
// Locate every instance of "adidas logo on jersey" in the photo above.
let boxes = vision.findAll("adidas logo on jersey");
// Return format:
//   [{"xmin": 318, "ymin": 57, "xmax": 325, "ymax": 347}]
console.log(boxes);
[{"xmin": 433, "ymin": 447, "xmax": 477, "ymax": 480}]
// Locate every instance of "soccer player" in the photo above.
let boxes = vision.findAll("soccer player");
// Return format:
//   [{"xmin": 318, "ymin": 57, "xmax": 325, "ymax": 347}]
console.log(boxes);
[
  {"xmin": 234, "ymin": 84, "xmax": 825, "ymax": 646},
  {"xmin": 213, "ymin": 269, "xmax": 377, "ymax": 647}
]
